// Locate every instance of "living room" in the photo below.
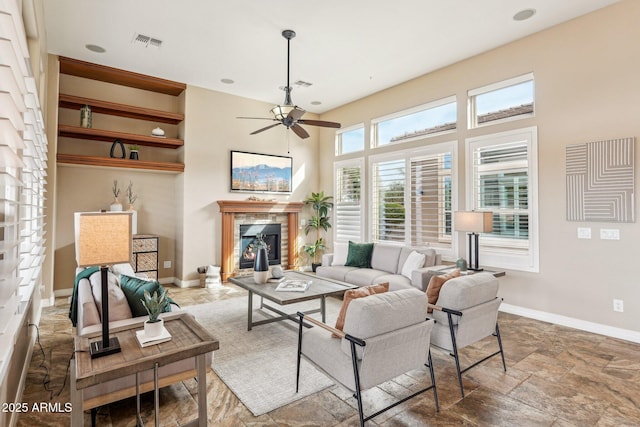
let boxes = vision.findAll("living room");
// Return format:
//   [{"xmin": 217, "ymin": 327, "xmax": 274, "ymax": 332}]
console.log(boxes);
[{"xmin": 2, "ymin": 0, "xmax": 640, "ymax": 426}]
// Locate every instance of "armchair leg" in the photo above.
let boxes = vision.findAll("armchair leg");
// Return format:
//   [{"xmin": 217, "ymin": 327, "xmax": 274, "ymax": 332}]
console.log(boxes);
[
  {"xmin": 446, "ymin": 312, "xmax": 465, "ymax": 397},
  {"xmin": 349, "ymin": 340, "xmax": 365, "ymax": 427},
  {"xmin": 427, "ymin": 351, "xmax": 439, "ymax": 412},
  {"xmin": 296, "ymin": 313, "xmax": 304, "ymax": 393},
  {"xmin": 495, "ymin": 323, "xmax": 507, "ymax": 372}
]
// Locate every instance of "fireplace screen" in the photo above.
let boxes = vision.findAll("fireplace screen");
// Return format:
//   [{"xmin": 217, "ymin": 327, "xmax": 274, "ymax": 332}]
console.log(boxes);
[{"xmin": 239, "ymin": 224, "xmax": 281, "ymax": 269}]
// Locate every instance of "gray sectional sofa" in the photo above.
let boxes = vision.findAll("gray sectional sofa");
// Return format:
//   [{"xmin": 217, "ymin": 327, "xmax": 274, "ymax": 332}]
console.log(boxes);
[{"xmin": 316, "ymin": 243, "xmax": 445, "ymax": 291}]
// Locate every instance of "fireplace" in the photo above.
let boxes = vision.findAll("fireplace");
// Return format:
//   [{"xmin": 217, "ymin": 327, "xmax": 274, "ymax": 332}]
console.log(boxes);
[{"xmin": 239, "ymin": 224, "xmax": 281, "ymax": 269}]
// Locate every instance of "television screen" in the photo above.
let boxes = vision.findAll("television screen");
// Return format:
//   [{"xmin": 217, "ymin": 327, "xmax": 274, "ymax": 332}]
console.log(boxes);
[{"xmin": 230, "ymin": 150, "xmax": 293, "ymax": 193}]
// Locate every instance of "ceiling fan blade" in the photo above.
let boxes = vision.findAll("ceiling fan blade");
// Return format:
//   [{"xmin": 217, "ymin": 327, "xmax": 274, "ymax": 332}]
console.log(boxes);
[
  {"xmin": 287, "ymin": 107, "xmax": 305, "ymax": 120},
  {"xmin": 291, "ymin": 124, "xmax": 310, "ymax": 139},
  {"xmin": 250, "ymin": 123, "xmax": 282, "ymax": 135},
  {"xmin": 297, "ymin": 119, "xmax": 341, "ymax": 129},
  {"xmin": 237, "ymin": 116, "xmax": 278, "ymax": 121}
]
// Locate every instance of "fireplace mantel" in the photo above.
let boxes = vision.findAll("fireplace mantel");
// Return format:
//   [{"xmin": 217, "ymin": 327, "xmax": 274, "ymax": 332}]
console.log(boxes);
[{"xmin": 217, "ymin": 200, "xmax": 304, "ymax": 281}]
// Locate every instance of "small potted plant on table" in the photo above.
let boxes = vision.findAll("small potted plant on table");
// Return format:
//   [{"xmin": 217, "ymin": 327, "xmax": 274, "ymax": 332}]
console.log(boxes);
[
  {"xmin": 141, "ymin": 289, "xmax": 167, "ymax": 337},
  {"xmin": 303, "ymin": 191, "xmax": 333, "ymax": 272}
]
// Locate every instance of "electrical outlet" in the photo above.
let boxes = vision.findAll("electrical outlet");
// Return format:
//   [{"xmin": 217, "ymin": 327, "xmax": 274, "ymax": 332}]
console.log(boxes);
[
  {"xmin": 163, "ymin": 260, "xmax": 171, "ymax": 269},
  {"xmin": 613, "ymin": 299, "xmax": 624, "ymax": 312}
]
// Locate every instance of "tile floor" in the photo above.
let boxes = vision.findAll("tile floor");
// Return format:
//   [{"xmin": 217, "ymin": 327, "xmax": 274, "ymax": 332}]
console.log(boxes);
[{"xmin": 16, "ymin": 283, "xmax": 640, "ymax": 426}]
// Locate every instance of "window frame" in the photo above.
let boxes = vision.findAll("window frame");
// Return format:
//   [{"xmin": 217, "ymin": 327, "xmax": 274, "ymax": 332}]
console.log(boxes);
[
  {"xmin": 468, "ymin": 73, "xmax": 535, "ymax": 129},
  {"xmin": 335, "ymin": 123, "xmax": 365, "ymax": 156},
  {"xmin": 465, "ymin": 126, "xmax": 539, "ymax": 272},
  {"xmin": 370, "ymin": 96, "xmax": 457, "ymax": 148},
  {"xmin": 333, "ymin": 157, "xmax": 365, "ymax": 243},
  {"xmin": 368, "ymin": 141, "xmax": 458, "ymax": 259}
]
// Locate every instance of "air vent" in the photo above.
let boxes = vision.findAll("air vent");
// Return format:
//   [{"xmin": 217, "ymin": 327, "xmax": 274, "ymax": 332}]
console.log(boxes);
[
  {"xmin": 132, "ymin": 33, "xmax": 163, "ymax": 48},
  {"xmin": 294, "ymin": 80, "xmax": 312, "ymax": 87}
]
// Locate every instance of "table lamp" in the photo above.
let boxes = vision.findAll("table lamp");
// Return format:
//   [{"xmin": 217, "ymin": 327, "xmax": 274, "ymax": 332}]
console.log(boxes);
[
  {"xmin": 454, "ymin": 211, "xmax": 493, "ymax": 271},
  {"xmin": 75, "ymin": 211, "xmax": 132, "ymax": 358}
]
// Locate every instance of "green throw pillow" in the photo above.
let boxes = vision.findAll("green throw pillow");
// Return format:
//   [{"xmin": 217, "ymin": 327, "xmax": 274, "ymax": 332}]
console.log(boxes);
[
  {"xmin": 119, "ymin": 275, "xmax": 176, "ymax": 317},
  {"xmin": 345, "ymin": 241, "xmax": 374, "ymax": 268}
]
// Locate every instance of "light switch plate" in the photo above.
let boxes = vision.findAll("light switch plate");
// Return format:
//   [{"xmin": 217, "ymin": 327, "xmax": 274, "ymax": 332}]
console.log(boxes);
[{"xmin": 577, "ymin": 227, "xmax": 591, "ymax": 239}]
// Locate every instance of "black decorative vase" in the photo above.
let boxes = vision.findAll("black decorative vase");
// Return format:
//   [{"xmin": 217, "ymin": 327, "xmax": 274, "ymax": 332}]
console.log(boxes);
[{"xmin": 253, "ymin": 248, "xmax": 269, "ymax": 284}]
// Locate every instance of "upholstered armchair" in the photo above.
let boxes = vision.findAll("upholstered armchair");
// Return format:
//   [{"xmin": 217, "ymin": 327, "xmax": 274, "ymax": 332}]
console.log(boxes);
[
  {"xmin": 296, "ymin": 288, "xmax": 439, "ymax": 426},
  {"xmin": 428, "ymin": 272, "xmax": 506, "ymax": 397}
]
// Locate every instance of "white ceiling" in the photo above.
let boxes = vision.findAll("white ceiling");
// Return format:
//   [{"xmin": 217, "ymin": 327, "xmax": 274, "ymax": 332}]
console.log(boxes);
[{"xmin": 43, "ymin": 0, "xmax": 619, "ymax": 114}]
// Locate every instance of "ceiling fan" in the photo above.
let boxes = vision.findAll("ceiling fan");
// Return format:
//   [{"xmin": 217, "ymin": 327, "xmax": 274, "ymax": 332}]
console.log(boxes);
[{"xmin": 237, "ymin": 30, "xmax": 341, "ymax": 139}]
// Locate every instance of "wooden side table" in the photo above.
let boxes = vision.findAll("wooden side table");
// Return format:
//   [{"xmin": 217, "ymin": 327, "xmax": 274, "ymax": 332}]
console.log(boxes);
[
  {"xmin": 132, "ymin": 234, "xmax": 159, "ymax": 279},
  {"xmin": 71, "ymin": 313, "xmax": 219, "ymax": 426}
]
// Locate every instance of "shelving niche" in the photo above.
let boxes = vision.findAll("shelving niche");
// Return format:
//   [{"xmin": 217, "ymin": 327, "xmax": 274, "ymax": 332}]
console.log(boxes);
[{"xmin": 56, "ymin": 56, "xmax": 186, "ymax": 173}]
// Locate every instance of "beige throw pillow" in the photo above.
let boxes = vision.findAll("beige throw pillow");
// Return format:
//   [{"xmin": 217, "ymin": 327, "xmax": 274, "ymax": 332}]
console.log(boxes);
[
  {"xmin": 333, "ymin": 283, "xmax": 390, "ymax": 336},
  {"xmin": 426, "ymin": 270, "xmax": 460, "ymax": 313}
]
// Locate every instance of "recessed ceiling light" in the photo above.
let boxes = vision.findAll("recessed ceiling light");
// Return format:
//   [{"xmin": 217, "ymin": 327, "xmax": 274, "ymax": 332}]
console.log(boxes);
[
  {"xmin": 310, "ymin": 101, "xmax": 322, "ymax": 106},
  {"xmin": 220, "ymin": 78, "xmax": 234, "ymax": 84},
  {"xmin": 513, "ymin": 9, "xmax": 536, "ymax": 21},
  {"xmin": 85, "ymin": 44, "xmax": 106, "ymax": 53}
]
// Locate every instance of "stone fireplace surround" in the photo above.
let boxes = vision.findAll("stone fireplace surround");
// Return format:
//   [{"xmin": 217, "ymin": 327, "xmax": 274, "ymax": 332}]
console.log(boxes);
[{"xmin": 217, "ymin": 200, "xmax": 304, "ymax": 282}]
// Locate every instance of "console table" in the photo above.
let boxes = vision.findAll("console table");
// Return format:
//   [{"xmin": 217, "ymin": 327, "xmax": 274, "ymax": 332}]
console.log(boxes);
[{"xmin": 71, "ymin": 313, "xmax": 218, "ymax": 426}]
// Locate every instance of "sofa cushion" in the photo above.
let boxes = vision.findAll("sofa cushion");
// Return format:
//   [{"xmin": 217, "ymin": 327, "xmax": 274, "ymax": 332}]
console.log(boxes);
[
  {"xmin": 331, "ymin": 242, "xmax": 348, "ymax": 266},
  {"xmin": 370, "ymin": 244, "xmax": 402, "ymax": 273},
  {"xmin": 89, "ymin": 270, "xmax": 133, "ymax": 322},
  {"xmin": 345, "ymin": 241, "xmax": 374, "ymax": 268},
  {"xmin": 401, "ymin": 251, "xmax": 426, "ymax": 279},
  {"xmin": 315, "ymin": 265, "xmax": 358, "ymax": 282},
  {"xmin": 334, "ymin": 283, "xmax": 389, "ymax": 334},
  {"xmin": 344, "ymin": 269, "xmax": 388, "ymax": 287},
  {"xmin": 373, "ymin": 273, "xmax": 413, "ymax": 291},
  {"xmin": 425, "ymin": 269, "xmax": 461, "ymax": 313},
  {"xmin": 120, "ymin": 275, "xmax": 173, "ymax": 318}
]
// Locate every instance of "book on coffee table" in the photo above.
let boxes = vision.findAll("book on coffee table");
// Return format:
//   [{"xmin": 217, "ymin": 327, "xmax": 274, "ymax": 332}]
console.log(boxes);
[
  {"xmin": 275, "ymin": 279, "xmax": 312, "ymax": 292},
  {"xmin": 135, "ymin": 327, "xmax": 172, "ymax": 347}
]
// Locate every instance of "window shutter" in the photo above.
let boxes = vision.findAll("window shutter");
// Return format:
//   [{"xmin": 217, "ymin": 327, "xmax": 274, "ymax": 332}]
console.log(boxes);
[
  {"xmin": 334, "ymin": 164, "xmax": 363, "ymax": 242},
  {"xmin": 372, "ymin": 159, "xmax": 406, "ymax": 242},
  {"xmin": 410, "ymin": 152, "xmax": 452, "ymax": 249}
]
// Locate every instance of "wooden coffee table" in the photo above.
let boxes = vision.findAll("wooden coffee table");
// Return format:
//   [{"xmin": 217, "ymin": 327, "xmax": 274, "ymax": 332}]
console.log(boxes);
[{"xmin": 228, "ymin": 271, "xmax": 356, "ymax": 330}]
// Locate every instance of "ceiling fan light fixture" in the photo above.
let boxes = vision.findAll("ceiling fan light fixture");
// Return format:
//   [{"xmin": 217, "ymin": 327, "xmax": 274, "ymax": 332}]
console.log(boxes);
[{"xmin": 271, "ymin": 104, "xmax": 295, "ymax": 120}]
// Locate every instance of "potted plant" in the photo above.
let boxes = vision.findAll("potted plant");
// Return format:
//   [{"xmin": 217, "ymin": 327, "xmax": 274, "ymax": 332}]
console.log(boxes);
[
  {"xmin": 126, "ymin": 180, "xmax": 138, "ymax": 210},
  {"xmin": 129, "ymin": 144, "xmax": 140, "ymax": 160},
  {"xmin": 303, "ymin": 191, "xmax": 333, "ymax": 272},
  {"xmin": 141, "ymin": 289, "xmax": 167, "ymax": 337},
  {"xmin": 110, "ymin": 180, "xmax": 122, "ymax": 211}
]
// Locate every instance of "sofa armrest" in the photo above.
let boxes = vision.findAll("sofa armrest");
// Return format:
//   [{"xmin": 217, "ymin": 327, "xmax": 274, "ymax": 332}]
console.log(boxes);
[
  {"xmin": 321, "ymin": 253, "xmax": 334, "ymax": 266},
  {"xmin": 411, "ymin": 265, "xmax": 448, "ymax": 291}
]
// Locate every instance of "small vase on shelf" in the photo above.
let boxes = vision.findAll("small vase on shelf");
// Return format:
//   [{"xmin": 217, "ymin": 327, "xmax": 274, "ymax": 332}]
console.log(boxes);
[{"xmin": 110, "ymin": 197, "xmax": 123, "ymax": 211}]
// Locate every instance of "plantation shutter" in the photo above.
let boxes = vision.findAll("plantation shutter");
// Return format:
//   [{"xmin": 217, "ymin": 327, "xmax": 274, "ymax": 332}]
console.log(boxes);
[
  {"xmin": 371, "ymin": 159, "xmax": 406, "ymax": 242},
  {"xmin": 334, "ymin": 163, "xmax": 363, "ymax": 242},
  {"xmin": 410, "ymin": 152, "xmax": 452, "ymax": 249},
  {"xmin": 0, "ymin": 1, "xmax": 48, "ymax": 381},
  {"xmin": 470, "ymin": 140, "xmax": 529, "ymax": 247}
]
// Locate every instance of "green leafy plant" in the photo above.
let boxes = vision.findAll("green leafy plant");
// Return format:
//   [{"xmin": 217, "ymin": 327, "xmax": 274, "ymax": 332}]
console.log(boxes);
[
  {"xmin": 302, "ymin": 191, "xmax": 333, "ymax": 266},
  {"xmin": 140, "ymin": 289, "xmax": 167, "ymax": 323},
  {"xmin": 129, "ymin": 144, "xmax": 140, "ymax": 151}
]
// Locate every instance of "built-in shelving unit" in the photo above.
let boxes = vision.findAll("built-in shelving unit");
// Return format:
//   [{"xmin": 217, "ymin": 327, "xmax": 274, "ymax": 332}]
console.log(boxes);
[{"xmin": 56, "ymin": 56, "xmax": 186, "ymax": 173}]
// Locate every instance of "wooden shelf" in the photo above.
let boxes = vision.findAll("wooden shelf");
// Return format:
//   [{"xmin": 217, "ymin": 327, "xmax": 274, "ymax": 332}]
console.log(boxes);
[
  {"xmin": 59, "ymin": 94, "xmax": 184, "ymax": 124},
  {"xmin": 59, "ymin": 56, "xmax": 186, "ymax": 96},
  {"xmin": 57, "ymin": 154, "xmax": 184, "ymax": 173},
  {"xmin": 58, "ymin": 125, "xmax": 183, "ymax": 148}
]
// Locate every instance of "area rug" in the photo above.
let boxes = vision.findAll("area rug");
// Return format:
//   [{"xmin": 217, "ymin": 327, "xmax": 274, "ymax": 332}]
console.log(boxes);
[{"xmin": 186, "ymin": 295, "xmax": 342, "ymax": 416}]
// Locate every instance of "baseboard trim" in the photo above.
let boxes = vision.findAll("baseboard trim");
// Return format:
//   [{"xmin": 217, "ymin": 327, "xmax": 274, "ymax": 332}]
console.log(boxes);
[{"xmin": 500, "ymin": 303, "xmax": 640, "ymax": 344}]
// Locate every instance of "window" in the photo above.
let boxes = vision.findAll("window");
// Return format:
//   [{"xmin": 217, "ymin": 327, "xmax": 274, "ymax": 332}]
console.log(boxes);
[
  {"xmin": 466, "ymin": 127, "xmax": 538, "ymax": 272},
  {"xmin": 334, "ymin": 159, "xmax": 364, "ymax": 242},
  {"xmin": 335, "ymin": 124, "xmax": 364, "ymax": 155},
  {"xmin": 369, "ymin": 142, "xmax": 457, "ymax": 256},
  {"xmin": 468, "ymin": 73, "xmax": 534, "ymax": 128},
  {"xmin": 371, "ymin": 96, "xmax": 456, "ymax": 148}
]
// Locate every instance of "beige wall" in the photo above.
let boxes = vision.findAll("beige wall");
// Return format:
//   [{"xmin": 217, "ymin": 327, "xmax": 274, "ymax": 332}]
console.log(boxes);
[
  {"xmin": 176, "ymin": 86, "xmax": 320, "ymax": 282},
  {"xmin": 318, "ymin": 0, "xmax": 640, "ymax": 335}
]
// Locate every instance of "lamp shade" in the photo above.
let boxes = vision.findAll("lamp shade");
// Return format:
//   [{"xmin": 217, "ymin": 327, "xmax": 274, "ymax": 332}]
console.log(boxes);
[
  {"xmin": 74, "ymin": 212, "xmax": 132, "ymax": 267},
  {"xmin": 270, "ymin": 104, "xmax": 295, "ymax": 120},
  {"xmin": 454, "ymin": 211, "xmax": 493, "ymax": 233}
]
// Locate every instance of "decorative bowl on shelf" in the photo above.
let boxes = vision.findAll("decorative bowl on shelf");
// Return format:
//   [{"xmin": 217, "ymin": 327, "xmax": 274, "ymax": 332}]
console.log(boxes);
[{"xmin": 151, "ymin": 127, "xmax": 165, "ymax": 137}]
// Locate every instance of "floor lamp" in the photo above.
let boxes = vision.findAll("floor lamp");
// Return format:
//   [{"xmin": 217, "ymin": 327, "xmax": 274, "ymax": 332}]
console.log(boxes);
[
  {"xmin": 75, "ymin": 211, "xmax": 132, "ymax": 358},
  {"xmin": 454, "ymin": 211, "xmax": 493, "ymax": 272}
]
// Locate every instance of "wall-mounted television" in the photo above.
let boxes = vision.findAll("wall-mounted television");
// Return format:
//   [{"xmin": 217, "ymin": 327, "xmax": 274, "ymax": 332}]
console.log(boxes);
[{"xmin": 230, "ymin": 150, "xmax": 293, "ymax": 194}]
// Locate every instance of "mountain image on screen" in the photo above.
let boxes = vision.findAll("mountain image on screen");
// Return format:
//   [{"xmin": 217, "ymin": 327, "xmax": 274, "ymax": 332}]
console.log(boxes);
[{"xmin": 232, "ymin": 164, "xmax": 292, "ymax": 192}]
